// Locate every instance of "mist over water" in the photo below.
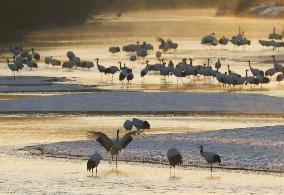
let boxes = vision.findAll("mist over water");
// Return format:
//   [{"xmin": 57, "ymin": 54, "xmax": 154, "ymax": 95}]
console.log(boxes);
[
  {"xmin": 1, "ymin": 2, "xmax": 284, "ymax": 194},
  {"xmin": 0, "ymin": 0, "xmax": 270, "ymax": 43}
]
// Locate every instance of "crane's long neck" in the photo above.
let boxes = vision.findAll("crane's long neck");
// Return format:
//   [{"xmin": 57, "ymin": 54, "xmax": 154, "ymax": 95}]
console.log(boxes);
[
  {"xmin": 116, "ymin": 130, "xmax": 119, "ymax": 141},
  {"xmin": 96, "ymin": 58, "xmax": 99, "ymax": 65},
  {"xmin": 190, "ymin": 59, "xmax": 193, "ymax": 66},
  {"xmin": 274, "ymin": 27, "xmax": 276, "ymax": 34},
  {"xmin": 227, "ymin": 65, "xmax": 230, "ymax": 72},
  {"xmin": 207, "ymin": 59, "xmax": 210, "ymax": 67}
]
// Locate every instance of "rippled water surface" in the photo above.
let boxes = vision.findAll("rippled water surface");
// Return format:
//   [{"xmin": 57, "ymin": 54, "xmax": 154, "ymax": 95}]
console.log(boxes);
[
  {"xmin": 0, "ymin": 115, "xmax": 283, "ymax": 194},
  {"xmin": 1, "ymin": 154, "xmax": 283, "ymax": 195},
  {"xmin": 1, "ymin": 9, "xmax": 284, "ymax": 96},
  {"xmin": 1, "ymin": 9, "xmax": 284, "ymax": 194}
]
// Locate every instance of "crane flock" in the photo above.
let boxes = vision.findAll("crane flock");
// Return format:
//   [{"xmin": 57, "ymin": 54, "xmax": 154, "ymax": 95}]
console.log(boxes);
[
  {"xmin": 86, "ymin": 118, "xmax": 222, "ymax": 176},
  {"xmin": 3, "ymin": 27, "xmax": 284, "ymax": 91}
]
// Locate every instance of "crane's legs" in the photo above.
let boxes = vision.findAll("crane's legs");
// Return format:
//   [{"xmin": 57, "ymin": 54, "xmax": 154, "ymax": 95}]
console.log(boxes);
[
  {"xmin": 210, "ymin": 163, "xmax": 212, "ymax": 172},
  {"xmin": 96, "ymin": 167, "xmax": 97, "ymax": 176},
  {"xmin": 116, "ymin": 156, "xmax": 118, "ymax": 172}
]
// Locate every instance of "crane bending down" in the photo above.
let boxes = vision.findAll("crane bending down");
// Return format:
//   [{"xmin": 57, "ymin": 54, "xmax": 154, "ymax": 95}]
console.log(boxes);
[
  {"xmin": 167, "ymin": 148, "xmax": 182, "ymax": 175},
  {"xmin": 87, "ymin": 152, "xmax": 102, "ymax": 176},
  {"xmin": 86, "ymin": 129, "xmax": 136, "ymax": 169}
]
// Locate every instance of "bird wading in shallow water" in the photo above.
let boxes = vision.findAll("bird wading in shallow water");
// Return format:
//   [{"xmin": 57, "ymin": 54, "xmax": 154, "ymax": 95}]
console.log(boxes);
[
  {"xmin": 199, "ymin": 145, "xmax": 221, "ymax": 172},
  {"xmin": 86, "ymin": 129, "xmax": 136, "ymax": 170},
  {"xmin": 87, "ymin": 152, "xmax": 102, "ymax": 176},
  {"xmin": 167, "ymin": 148, "xmax": 182, "ymax": 175}
]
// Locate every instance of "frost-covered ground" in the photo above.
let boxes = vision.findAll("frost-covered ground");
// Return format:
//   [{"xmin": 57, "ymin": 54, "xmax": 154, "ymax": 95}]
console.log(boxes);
[
  {"xmin": 26, "ymin": 125, "xmax": 284, "ymax": 172},
  {"xmin": 1, "ymin": 91, "xmax": 284, "ymax": 113}
]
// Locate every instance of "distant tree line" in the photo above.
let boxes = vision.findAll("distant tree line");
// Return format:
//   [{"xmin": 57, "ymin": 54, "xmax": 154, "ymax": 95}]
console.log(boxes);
[
  {"xmin": 0, "ymin": 0, "xmax": 221, "ymax": 44},
  {"xmin": 0, "ymin": 0, "xmax": 96, "ymax": 43}
]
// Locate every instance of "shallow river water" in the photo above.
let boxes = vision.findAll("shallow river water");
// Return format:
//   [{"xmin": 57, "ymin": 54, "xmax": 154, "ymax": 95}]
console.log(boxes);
[
  {"xmin": 1, "ymin": 9, "xmax": 284, "ymax": 194},
  {"xmin": 0, "ymin": 115, "xmax": 283, "ymax": 194}
]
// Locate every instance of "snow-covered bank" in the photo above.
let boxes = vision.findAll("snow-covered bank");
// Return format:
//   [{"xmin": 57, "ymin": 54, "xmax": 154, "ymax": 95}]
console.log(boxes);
[
  {"xmin": 25, "ymin": 125, "xmax": 284, "ymax": 172},
  {"xmin": 1, "ymin": 92, "xmax": 284, "ymax": 113}
]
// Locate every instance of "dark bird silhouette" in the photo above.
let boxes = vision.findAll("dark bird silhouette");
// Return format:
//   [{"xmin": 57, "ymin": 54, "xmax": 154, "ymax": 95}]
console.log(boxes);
[
  {"xmin": 167, "ymin": 148, "xmax": 182, "ymax": 174},
  {"xmin": 87, "ymin": 152, "xmax": 102, "ymax": 176},
  {"xmin": 86, "ymin": 129, "xmax": 136, "ymax": 169},
  {"xmin": 199, "ymin": 145, "xmax": 221, "ymax": 172}
]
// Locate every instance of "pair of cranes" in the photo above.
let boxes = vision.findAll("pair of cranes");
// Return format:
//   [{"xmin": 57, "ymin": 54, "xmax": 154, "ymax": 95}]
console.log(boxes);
[
  {"xmin": 167, "ymin": 146, "xmax": 221, "ymax": 174},
  {"xmin": 96, "ymin": 58, "xmax": 135, "ymax": 83},
  {"xmin": 201, "ymin": 27, "xmax": 251, "ymax": 49}
]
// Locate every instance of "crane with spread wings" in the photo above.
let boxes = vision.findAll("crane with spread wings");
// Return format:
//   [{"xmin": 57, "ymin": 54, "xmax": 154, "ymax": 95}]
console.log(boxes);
[{"xmin": 86, "ymin": 129, "xmax": 137, "ymax": 169}]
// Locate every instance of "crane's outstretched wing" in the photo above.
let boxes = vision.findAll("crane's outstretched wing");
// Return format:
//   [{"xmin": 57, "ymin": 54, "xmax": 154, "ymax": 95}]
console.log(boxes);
[
  {"xmin": 157, "ymin": 37, "xmax": 165, "ymax": 44},
  {"xmin": 120, "ymin": 131, "xmax": 137, "ymax": 149},
  {"xmin": 86, "ymin": 131, "xmax": 113, "ymax": 152}
]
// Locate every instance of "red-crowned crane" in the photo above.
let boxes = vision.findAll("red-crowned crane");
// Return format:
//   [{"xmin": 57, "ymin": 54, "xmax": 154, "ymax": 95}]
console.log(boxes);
[
  {"xmin": 86, "ymin": 129, "xmax": 136, "ymax": 169},
  {"xmin": 167, "ymin": 148, "xmax": 182, "ymax": 175},
  {"xmin": 87, "ymin": 152, "xmax": 102, "ymax": 176},
  {"xmin": 199, "ymin": 145, "xmax": 221, "ymax": 172}
]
